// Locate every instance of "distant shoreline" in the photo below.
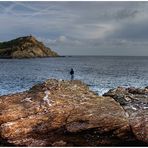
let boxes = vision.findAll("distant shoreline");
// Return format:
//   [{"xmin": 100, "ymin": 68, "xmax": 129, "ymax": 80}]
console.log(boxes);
[
  {"xmin": 0, "ymin": 55, "xmax": 148, "ymax": 59},
  {"xmin": 60, "ymin": 55, "xmax": 148, "ymax": 57}
]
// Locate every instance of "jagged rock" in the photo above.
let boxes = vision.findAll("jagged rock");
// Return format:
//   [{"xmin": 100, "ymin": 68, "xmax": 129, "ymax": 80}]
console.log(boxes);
[
  {"xmin": 104, "ymin": 86, "xmax": 148, "ymax": 105},
  {"xmin": 104, "ymin": 86, "xmax": 148, "ymax": 145},
  {"xmin": 127, "ymin": 87, "xmax": 148, "ymax": 95},
  {"xmin": 103, "ymin": 87, "xmax": 129, "ymax": 105},
  {"xmin": 0, "ymin": 36, "xmax": 58, "ymax": 58},
  {"xmin": 0, "ymin": 80, "xmax": 147, "ymax": 146}
]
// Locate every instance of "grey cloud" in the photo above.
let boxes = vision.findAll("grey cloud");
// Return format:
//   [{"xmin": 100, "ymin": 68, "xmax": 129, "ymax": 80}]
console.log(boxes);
[
  {"xmin": 115, "ymin": 9, "xmax": 139, "ymax": 20},
  {"xmin": 0, "ymin": 1, "xmax": 148, "ymax": 55},
  {"xmin": 109, "ymin": 19, "xmax": 148, "ymax": 41}
]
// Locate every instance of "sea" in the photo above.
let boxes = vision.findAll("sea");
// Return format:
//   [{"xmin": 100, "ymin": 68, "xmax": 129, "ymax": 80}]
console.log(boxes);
[{"xmin": 0, "ymin": 56, "xmax": 148, "ymax": 96}]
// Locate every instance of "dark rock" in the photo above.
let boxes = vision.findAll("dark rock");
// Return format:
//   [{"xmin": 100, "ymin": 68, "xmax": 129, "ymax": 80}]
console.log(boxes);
[
  {"xmin": 103, "ymin": 87, "xmax": 129, "ymax": 105},
  {"xmin": 104, "ymin": 86, "xmax": 148, "ymax": 145},
  {"xmin": 127, "ymin": 87, "xmax": 148, "ymax": 94}
]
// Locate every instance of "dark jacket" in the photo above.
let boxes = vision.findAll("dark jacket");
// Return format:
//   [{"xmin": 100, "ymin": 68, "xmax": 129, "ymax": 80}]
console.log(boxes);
[{"xmin": 70, "ymin": 69, "xmax": 74, "ymax": 75}]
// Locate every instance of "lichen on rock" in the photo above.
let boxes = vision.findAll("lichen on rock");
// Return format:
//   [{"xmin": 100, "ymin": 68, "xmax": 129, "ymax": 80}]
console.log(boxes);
[{"xmin": 0, "ymin": 79, "xmax": 147, "ymax": 146}]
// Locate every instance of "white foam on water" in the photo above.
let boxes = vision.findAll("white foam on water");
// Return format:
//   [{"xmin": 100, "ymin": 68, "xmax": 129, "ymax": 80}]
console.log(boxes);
[{"xmin": 89, "ymin": 86, "xmax": 109, "ymax": 96}]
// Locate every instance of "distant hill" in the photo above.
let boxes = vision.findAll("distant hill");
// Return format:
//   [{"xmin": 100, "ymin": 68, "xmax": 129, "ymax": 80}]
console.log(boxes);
[{"xmin": 0, "ymin": 36, "xmax": 59, "ymax": 58}]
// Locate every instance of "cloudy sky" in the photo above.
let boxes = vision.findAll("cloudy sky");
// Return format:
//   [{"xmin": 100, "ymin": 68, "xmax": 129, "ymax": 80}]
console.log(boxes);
[{"xmin": 0, "ymin": 1, "xmax": 148, "ymax": 56}]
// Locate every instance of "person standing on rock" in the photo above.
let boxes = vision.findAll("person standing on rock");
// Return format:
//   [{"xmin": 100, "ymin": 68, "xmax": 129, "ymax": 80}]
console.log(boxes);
[{"xmin": 70, "ymin": 68, "xmax": 74, "ymax": 80}]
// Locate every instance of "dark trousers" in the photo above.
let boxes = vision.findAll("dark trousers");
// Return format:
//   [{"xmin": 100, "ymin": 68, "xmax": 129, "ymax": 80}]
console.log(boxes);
[{"xmin": 71, "ymin": 74, "xmax": 74, "ymax": 80}]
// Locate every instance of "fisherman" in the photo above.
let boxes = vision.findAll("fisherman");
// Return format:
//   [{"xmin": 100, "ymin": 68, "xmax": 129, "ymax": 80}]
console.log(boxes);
[{"xmin": 70, "ymin": 68, "xmax": 74, "ymax": 80}]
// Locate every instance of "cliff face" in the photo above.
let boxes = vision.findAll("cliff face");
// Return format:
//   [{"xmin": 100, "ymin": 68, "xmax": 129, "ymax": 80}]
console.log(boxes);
[
  {"xmin": 0, "ymin": 79, "xmax": 147, "ymax": 146},
  {"xmin": 0, "ymin": 36, "xmax": 59, "ymax": 58}
]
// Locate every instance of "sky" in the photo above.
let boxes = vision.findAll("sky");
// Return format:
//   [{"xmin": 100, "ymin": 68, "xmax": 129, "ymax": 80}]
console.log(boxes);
[{"xmin": 0, "ymin": 1, "xmax": 148, "ymax": 56}]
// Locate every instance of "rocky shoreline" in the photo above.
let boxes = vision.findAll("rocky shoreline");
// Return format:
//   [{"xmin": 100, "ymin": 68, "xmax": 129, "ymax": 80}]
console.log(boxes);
[{"xmin": 0, "ymin": 79, "xmax": 147, "ymax": 146}]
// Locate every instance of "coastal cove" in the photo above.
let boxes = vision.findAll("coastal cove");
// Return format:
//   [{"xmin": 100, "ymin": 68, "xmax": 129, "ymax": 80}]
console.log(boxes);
[
  {"xmin": 1, "ymin": 1, "xmax": 148, "ymax": 146},
  {"xmin": 0, "ymin": 56, "xmax": 148, "ymax": 96}
]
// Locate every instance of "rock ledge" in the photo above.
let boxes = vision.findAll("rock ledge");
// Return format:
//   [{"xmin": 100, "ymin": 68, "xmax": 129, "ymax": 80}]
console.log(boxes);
[{"xmin": 0, "ymin": 80, "xmax": 147, "ymax": 146}]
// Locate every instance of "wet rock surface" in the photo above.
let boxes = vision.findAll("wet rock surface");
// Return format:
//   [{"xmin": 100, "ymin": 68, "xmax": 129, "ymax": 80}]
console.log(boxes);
[
  {"xmin": 104, "ymin": 86, "xmax": 148, "ymax": 144},
  {"xmin": 0, "ymin": 80, "xmax": 147, "ymax": 146}
]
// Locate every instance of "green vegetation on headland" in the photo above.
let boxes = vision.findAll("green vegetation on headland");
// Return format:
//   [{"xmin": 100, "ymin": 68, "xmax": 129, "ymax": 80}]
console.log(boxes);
[{"xmin": 0, "ymin": 36, "xmax": 59, "ymax": 58}]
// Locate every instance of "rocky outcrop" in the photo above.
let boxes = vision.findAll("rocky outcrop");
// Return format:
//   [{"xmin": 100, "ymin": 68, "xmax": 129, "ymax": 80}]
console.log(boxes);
[
  {"xmin": 0, "ymin": 36, "xmax": 58, "ymax": 58},
  {"xmin": 0, "ymin": 80, "xmax": 147, "ymax": 146},
  {"xmin": 104, "ymin": 86, "xmax": 148, "ymax": 144}
]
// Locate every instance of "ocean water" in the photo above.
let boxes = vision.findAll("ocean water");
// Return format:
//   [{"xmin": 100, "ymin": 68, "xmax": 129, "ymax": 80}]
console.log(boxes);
[{"xmin": 0, "ymin": 56, "xmax": 148, "ymax": 96}]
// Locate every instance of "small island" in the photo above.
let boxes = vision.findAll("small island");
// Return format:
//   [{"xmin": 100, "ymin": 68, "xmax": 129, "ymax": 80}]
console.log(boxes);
[{"xmin": 0, "ymin": 36, "xmax": 59, "ymax": 59}]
